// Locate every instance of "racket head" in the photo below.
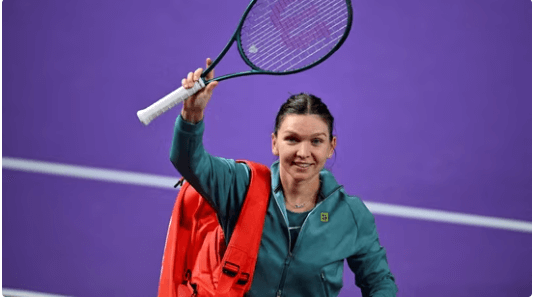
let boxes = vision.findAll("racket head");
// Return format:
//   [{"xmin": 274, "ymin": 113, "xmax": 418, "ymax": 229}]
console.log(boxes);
[{"xmin": 236, "ymin": 0, "xmax": 353, "ymax": 75}]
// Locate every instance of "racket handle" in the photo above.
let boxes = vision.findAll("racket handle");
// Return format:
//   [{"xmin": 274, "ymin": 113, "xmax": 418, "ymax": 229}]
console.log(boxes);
[{"xmin": 137, "ymin": 79, "xmax": 206, "ymax": 125}]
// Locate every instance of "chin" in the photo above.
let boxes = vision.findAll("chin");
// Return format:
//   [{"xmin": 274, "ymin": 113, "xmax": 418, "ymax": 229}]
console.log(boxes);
[
  {"xmin": 290, "ymin": 165, "xmax": 320, "ymax": 181},
  {"xmin": 290, "ymin": 172, "xmax": 310, "ymax": 181}
]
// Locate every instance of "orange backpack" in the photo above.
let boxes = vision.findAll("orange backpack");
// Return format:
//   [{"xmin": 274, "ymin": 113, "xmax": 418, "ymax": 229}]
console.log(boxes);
[{"xmin": 158, "ymin": 160, "xmax": 271, "ymax": 297}]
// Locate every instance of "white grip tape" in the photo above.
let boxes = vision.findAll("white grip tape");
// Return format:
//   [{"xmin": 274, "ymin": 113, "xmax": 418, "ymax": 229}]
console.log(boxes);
[{"xmin": 137, "ymin": 79, "xmax": 206, "ymax": 125}]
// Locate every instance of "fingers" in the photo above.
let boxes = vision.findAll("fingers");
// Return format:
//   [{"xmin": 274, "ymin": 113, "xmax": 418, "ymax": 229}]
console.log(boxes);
[
  {"xmin": 206, "ymin": 81, "xmax": 218, "ymax": 93},
  {"xmin": 182, "ymin": 58, "xmax": 215, "ymax": 89},
  {"xmin": 185, "ymin": 71, "xmax": 194, "ymax": 88},
  {"xmin": 193, "ymin": 68, "xmax": 202, "ymax": 81},
  {"xmin": 205, "ymin": 58, "xmax": 215, "ymax": 80},
  {"xmin": 182, "ymin": 69, "xmax": 200, "ymax": 89}
]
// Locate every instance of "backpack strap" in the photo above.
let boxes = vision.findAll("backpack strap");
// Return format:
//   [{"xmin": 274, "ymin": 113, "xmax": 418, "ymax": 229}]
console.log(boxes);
[
  {"xmin": 158, "ymin": 178, "xmax": 192, "ymax": 297},
  {"xmin": 215, "ymin": 160, "xmax": 271, "ymax": 296}
]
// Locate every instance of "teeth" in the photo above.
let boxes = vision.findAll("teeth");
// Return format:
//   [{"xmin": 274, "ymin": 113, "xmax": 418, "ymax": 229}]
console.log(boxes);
[{"xmin": 295, "ymin": 163, "xmax": 311, "ymax": 168}]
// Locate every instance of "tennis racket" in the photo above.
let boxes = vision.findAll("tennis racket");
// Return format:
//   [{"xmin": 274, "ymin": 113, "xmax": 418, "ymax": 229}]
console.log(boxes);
[{"xmin": 137, "ymin": 0, "xmax": 353, "ymax": 125}]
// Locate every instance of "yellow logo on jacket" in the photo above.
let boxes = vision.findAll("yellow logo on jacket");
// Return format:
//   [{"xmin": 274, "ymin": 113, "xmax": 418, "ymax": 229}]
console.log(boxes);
[{"xmin": 320, "ymin": 212, "xmax": 329, "ymax": 222}]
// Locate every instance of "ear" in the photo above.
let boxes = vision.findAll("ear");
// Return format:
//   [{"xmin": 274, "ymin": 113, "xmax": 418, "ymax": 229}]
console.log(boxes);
[
  {"xmin": 271, "ymin": 133, "xmax": 279, "ymax": 156},
  {"xmin": 328, "ymin": 136, "xmax": 337, "ymax": 158}
]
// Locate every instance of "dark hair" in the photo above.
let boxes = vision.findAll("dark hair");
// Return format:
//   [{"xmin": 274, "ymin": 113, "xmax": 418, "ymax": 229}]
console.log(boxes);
[{"xmin": 273, "ymin": 93, "xmax": 335, "ymax": 141}]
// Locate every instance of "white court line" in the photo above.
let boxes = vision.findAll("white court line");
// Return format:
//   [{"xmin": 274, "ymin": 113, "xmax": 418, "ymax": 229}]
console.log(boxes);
[
  {"xmin": 365, "ymin": 202, "xmax": 531, "ymax": 233},
  {"xmin": 2, "ymin": 287, "xmax": 67, "ymax": 297},
  {"xmin": 2, "ymin": 156, "xmax": 178, "ymax": 189},
  {"xmin": 2, "ymin": 157, "xmax": 532, "ymax": 233}
]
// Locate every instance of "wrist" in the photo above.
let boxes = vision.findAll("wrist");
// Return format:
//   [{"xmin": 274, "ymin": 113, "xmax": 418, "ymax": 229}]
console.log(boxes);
[{"xmin": 181, "ymin": 108, "xmax": 204, "ymax": 124}]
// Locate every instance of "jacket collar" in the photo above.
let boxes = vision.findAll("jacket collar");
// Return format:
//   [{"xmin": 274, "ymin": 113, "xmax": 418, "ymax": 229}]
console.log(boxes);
[{"xmin": 270, "ymin": 160, "xmax": 342, "ymax": 202}]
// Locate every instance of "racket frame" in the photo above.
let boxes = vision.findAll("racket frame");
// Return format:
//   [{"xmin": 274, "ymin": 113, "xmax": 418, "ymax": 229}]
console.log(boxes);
[
  {"xmin": 202, "ymin": 0, "xmax": 353, "ymax": 84},
  {"xmin": 137, "ymin": 0, "xmax": 353, "ymax": 125}
]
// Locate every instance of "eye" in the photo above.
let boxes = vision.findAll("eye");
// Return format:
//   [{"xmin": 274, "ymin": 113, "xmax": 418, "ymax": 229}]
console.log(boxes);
[
  {"xmin": 312, "ymin": 138, "xmax": 323, "ymax": 145},
  {"xmin": 285, "ymin": 136, "xmax": 298, "ymax": 143}
]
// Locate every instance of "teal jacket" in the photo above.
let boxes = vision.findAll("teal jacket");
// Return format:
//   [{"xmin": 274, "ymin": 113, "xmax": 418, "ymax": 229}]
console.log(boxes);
[{"xmin": 170, "ymin": 116, "xmax": 398, "ymax": 297}]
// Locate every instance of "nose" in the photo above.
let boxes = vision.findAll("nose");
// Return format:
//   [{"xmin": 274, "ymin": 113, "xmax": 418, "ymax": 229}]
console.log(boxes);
[{"xmin": 296, "ymin": 142, "xmax": 311, "ymax": 158}]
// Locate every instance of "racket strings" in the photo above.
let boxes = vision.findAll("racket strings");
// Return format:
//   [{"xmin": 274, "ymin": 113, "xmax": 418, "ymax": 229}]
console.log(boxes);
[
  {"xmin": 253, "ymin": 16, "xmax": 346, "ymax": 72},
  {"xmin": 243, "ymin": 1, "xmax": 343, "ymax": 51},
  {"xmin": 247, "ymin": 4, "xmax": 345, "ymax": 54},
  {"xmin": 256, "ymin": 8, "xmax": 347, "ymax": 70},
  {"xmin": 247, "ymin": 0, "xmax": 328, "ymax": 33},
  {"xmin": 267, "ymin": 24, "xmax": 347, "ymax": 72},
  {"xmin": 240, "ymin": 0, "xmax": 349, "ymax": 72}
]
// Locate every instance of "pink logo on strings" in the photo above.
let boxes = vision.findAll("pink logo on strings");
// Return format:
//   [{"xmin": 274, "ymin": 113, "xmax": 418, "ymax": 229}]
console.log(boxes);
[{"xmin": 270, "ymin": 0, "xmax": 331, "ymax": 50}]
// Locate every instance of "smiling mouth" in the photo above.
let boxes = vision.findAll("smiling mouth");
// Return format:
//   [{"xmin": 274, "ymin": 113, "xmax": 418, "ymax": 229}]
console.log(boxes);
[{"xmin": 293, "ymin": 162, "xmax": 313, "ymax": 169}]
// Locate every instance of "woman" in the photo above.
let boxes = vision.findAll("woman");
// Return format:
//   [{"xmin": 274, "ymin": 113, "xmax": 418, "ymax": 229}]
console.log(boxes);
[{"xmin": 170, "ymin": 58, "xmax": 398, "ymax": 297}]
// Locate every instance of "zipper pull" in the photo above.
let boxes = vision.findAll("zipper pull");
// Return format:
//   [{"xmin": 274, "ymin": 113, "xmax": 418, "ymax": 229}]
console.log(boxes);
[{"xmin": 276, "ymin": 289, "xmax": 282, "ymax": 297}]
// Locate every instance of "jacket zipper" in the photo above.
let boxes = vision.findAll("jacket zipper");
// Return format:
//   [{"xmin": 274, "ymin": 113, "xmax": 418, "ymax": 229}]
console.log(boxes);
[
  {"xmin": 276, "ymin": 255, "xmax": 292, "ymax": 296},
  {"xmin": 291, "ymin": 185, "xmax": 343, "ymax": 253},
  {"xmin": 274, "ymin": 185, "xmax": 343, "ymax": 297},
  {"xmin": 274, "ymin": 198, "xmax": 292, "ymax": 297},
  {"xmin": 274, "ymin": 197, "xmax": 292, "ymax": 255}
]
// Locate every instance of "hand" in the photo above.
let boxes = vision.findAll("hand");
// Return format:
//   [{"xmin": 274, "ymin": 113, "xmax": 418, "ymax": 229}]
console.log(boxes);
[{"xmin": 181, "ymin": 58, "xmax": 218, "ymax": 123}]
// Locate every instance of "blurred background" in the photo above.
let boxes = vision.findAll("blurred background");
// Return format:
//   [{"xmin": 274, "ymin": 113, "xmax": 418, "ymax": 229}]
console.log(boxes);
[{"xmin": 2, "ymin": 0, "xmax": 531, "ymax": 296}]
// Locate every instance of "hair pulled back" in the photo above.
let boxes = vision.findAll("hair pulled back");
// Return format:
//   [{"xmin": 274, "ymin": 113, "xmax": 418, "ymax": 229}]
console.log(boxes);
[{"xmin": 273, "ymin": 93, "xmax": 334, "ymax": 141}]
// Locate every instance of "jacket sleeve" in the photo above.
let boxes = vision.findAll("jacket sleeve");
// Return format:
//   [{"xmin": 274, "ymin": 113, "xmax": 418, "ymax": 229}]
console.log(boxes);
[
  {"xmin": 169, "ymin": 115, "xmax": 250, "ymax": 240},
  {"xmin": 346, "ymin": 199, "xmax": 398, "ymax": 297}
]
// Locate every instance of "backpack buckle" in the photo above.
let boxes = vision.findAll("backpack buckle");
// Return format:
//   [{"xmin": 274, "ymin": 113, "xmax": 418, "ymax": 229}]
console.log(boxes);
[
  {"xmin": 222, "ymin": 261, "xmax": 239, "ymax": 277},
  {"xmin": 184, "ymin": 269, "xmax": 192, "ymax": 282},
  {"xmin": 237, "ymin": 272, "xmax": 250, "ymax": 285},
  {"xmin": 174, "ymin": 177, "xmax": 185, "ymax": 188}
]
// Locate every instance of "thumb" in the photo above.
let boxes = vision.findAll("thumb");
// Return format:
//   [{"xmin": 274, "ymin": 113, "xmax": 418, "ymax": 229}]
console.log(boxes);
[{"xmin": 206, "ymin": 81, "xmax": 218, "ymax": 93}]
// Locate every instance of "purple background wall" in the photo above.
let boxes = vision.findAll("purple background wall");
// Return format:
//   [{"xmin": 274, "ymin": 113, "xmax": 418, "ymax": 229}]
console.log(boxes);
[{"xmin": 3, "ymin": 0, "xmax": 531, "ymax": 296}]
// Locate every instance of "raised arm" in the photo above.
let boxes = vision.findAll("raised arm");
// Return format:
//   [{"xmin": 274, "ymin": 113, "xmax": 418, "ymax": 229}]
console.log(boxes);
[
  {"xmin": 179, "ymin": 58, "xmax": 218, "ymax": 125},
  {"xmin": 169, "ymin": 58, "xmax": 251, "ymax": 240}
]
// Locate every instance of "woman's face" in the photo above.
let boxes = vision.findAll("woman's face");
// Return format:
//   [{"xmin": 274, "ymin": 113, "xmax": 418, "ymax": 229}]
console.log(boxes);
[{"xmin": 272, "ymin": 114, "xmax": 337, "ymax": 183}]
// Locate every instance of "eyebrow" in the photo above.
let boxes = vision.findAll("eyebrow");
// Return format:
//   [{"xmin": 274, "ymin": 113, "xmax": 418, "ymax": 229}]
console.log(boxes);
[{"xmin": 284, "ymin": 131, "xmax": 327, "ymax": 137}]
